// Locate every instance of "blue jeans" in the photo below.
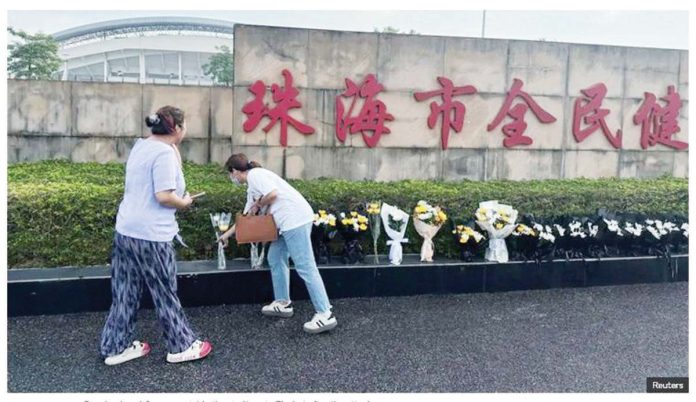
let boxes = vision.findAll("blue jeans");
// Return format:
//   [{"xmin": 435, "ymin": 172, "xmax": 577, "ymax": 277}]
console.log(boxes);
[{"xmin": 267, "ymin": 222, "xmax": 332, "ymax": 313}]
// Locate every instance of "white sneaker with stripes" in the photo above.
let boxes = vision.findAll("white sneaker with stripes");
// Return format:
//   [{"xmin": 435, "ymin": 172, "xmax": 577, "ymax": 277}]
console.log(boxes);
[
  {"xmin": 261, "ymin": 300, "xmax": 294, "ymax": 318},
  {"xmin": 303, "ymin": 311, "xmax": 337, "ymax": 334},
  {"xmin": 166, "ymin": 339, "xmax": 213, "ymax": 364},
  {"xmin": 104, "ymin": 340, "xmax": 150, "ymax": 366}
]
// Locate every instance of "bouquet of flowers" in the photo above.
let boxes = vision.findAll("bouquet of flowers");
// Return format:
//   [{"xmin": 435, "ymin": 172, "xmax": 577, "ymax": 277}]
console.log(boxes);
[
  {"xmin": 621, "ymin": 219, "xmax": 644, "ymax": 256},
  {"xmin": 311, "ymin": 209, "xmax": 338, "ymax": 264},
  {"xmin": 594, "ymin": 211, "xmax": 624, "ymax": 257},
  {"xmin": 643, "ymin": 218, "xmax": 680, "ymax": 257},
  {"xmin": 366, "ymin": 201, "xmax": 383, "ymax": 264},
  {"xmin": 509, "ymin": 223, "xmax": 538, "ymax": 261},
  {"xmin": 565, "ymin": 218, "xmax": 591, "ymax": 259},
  {"xmin": 338, "ymin": 211, "xmax": 369, "ymax": 264},
  {"xmin": 452, "ymin": 222, "xmax": 486, "ymax": 262},
  {"xmin": 677, "ymin": 221, "xmax": 689, "ymax": 254},
  {"xmin": 380, "ymin": 203, "xmax": 410, "ymax": 265},
  {"xmin": 474, "ymin": 200, "xmax": 518, "ymax": 263},
  {"xmin": 413, "ymin": 200, "xmax": 447, "ymax": 262},
  {"xmin": 531, "ymin": 221, "xmax": 556, "ymax": 263},
  {"xmin": 551, "ymin": 217, "xmax": 572, "ymax": 260}
]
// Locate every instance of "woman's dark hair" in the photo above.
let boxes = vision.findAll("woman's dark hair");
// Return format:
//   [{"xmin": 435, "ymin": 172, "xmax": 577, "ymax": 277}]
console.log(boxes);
[
  {"xmin": 225, "ymin": 153, "xmax": 262, "ymax": 172},
  {"xmin": 145, "ymin": 105, "xmax": 185, "ymax": 135}
]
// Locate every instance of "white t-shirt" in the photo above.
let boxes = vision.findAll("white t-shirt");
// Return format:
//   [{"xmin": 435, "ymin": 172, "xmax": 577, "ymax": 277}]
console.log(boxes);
[
  {"xmin": 243, "ymin": 168, "xmax": 314, "ymax": 233},
  {"xmin": 116, "ymin": 138, "xmax": 185, "ymax": 242}
]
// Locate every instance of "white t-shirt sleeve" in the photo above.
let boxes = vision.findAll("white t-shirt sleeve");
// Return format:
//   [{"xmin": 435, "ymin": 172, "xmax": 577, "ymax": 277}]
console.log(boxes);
[
  {"xmin": 152, "ymin": 150, "xmax": 178, "ymax": 193},
  {"xmin": 247, "ymin": 169, "xmax": 278, "ymax": 197}
]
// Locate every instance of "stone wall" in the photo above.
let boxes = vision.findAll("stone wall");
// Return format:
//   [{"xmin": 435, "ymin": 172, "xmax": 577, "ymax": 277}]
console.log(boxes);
[
  {"xmin": 7, "ymin": 79, "xmax": 232, "ymax": 164},
  {"xmin": 231, "ymin": 24, "xmax": 688, "ymax": 180},
  {"xmin": 7, "ymin": 24, "xmax": 688, "ymax": 181}
]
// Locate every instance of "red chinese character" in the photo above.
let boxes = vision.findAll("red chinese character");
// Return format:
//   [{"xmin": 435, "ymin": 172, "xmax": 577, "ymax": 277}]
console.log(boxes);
[
  {"xmin": 241, "ymin": 69, "xmax": 315, "ymax": 147},
  {"xmin": 633, "ymin": 85, "xmax": 687, "ymax": 150},
  {"xmin": 414, "ymin": 77, "xmax": 477, "ymax": 150},
  {"xmin": 572, "ymin": 83, "xmax": 622, "ymax": 149},
  {"xmin": 487, "ymin": 78, "xmax": 557, "ymax": 148},
  {"xmin": 335, "ymin": 74, "xmax": 394, "ymax": 148}
]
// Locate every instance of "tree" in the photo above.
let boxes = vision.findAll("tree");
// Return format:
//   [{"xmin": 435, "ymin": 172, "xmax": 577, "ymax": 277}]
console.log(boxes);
[
  {"xmin": 203, "ymin": 45, "xmax": 234, "ymax": 86},
  {"xmin": 7, "ymin": 27, "xmax": 62, "ymax": 80},
  {"xmin": 373, "ymin": 26, "xmax": 419, "ymax": 35}
]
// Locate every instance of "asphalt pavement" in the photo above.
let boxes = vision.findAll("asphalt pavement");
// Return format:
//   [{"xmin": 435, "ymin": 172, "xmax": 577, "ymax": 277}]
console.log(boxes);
[{"xmin": 7, "ymin": 282, "xmax": 688, "ymax": 393}]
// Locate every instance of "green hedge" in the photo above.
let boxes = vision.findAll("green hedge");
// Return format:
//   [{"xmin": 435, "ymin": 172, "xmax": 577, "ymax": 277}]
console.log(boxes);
[{"xmin": 7, "ymin": 160, "xmax": 688, "ymax": 268}]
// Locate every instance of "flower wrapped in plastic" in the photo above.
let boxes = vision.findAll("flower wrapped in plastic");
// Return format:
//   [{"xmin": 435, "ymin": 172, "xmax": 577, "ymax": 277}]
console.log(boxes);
[
  {"xmin": 643, "ymin": 218, "xmax": 680, "ymax": 257},
  {"xmin": 551, "ymin": 216, "xmax": 572, "ymax": 260},
  {"xmin": 678, "ymin": 221, "xmax": 689, "ymax": 254},
  {"xmin": 531, "ymin": 221, "xmax": 556, "ymax": 263},
  {"xmin": 452, "ymin": 222, "xmax": 486, "ymax": 262},
  {"xmin": 311, "ymin": 209, "xmax": 338, "ymax": 264},
  {"xmin": 566, "ymin": 218, "xmax": 591, "ymax": 258},
  {"xmin": 338, "ymin": 211, "xmax": 369, "ymax": 264},
  {"xmin": 621, "ymin": 219, "xmax": 645, "ymax": 256},
  {"xmin": 412, "ymin": 200, "xmax": 447, "ymax": 262},
  {"xmin": 474, "ymin": 200, "xmax": 518, "ymax": 263},
  {"xmin": 509, "ymin": 223, "xmax": 538, "ymax": 261},
  {"xmin": 366, "ymin": 201, "xmax": 383, "ymax": 264},
  {"xmin": 380, "ymin": 203, "xmax": 410, "ymax": 265},
  {"xmin": 595, "ymin": 213, "xmax": 624, "ymax": 257}
]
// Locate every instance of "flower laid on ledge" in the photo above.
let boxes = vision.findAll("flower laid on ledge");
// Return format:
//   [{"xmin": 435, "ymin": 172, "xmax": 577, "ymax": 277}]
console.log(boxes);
[
  {"xmin": 340, "ymin": 211, "xmax": 369, "ymax": 233},
  {"xmin": 533, "ymin": 223, "xmax": 556, "ymax": 244},
  {"xmin": 452, "ymin": 224, "xmax": 486, "ymax": 262},
  {"xmin": 413, "ymin": 200, "xmax": 447, "ymax": 262},
  {"xmin": 380, "ymin": 203, "xmax": 410, "ymax": 265},
  {"xmin": 366, "ymin": 201, "xmax": 383, "ymax": 264},
  {"xmin": 513, "ymin": 223, "xmax": 536, "ymax": 237},
  {"xmin": 453, "ymin": 225, "xmax": 485, "ymax": 244},
  {"xmin": 475, "ymin": 200, "xmax": 518, "ymax": 263},
  {"xmin": 313, "ymin": 210, "xmax": 337, "ymax": 228},
  {"xmin": 338, "ymin": 211, "xmax": 369, "ymax": 264},
  {"xmin": 366, "ymin": 202, "xmax": 381, "ymax": 216},
  {"xmin": 311, "ymin": 210, "xmax": 338, "ymax": 265},
  {"xmin": 510, "ymin": 223, "xmax": 538, "ymax": 261}
]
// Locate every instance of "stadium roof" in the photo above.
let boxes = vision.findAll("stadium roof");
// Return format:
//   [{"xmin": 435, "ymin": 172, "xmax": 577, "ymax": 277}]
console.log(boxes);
[{"xmin": 53, "ymin": 16, "xmax": 235, "ymax": 45}]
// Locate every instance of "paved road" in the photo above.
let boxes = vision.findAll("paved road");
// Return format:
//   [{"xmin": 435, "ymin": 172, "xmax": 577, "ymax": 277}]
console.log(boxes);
[{"xmin": 7, "ymin": 282, "xmax": 688, "ymax": 393}]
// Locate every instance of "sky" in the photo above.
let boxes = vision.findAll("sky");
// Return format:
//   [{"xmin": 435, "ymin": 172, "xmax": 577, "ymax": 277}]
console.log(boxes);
[{"xmin": 6, "ymin": 10, "xmax": 689, "ymax": 49}]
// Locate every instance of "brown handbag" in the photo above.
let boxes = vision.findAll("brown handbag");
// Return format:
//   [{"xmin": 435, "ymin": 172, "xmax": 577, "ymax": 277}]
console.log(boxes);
[{"xmin": 235, "ymin": 212, "xmax": 279, "ymax": 244}]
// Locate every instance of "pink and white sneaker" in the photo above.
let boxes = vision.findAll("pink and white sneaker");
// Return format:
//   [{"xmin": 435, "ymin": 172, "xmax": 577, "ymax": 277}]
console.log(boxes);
[
  {"xmin": 104, "ymin": 341, "xmax": 151, "ymax": 366},
  {"xmin": 166, "ymin": 340, "xmax": 213, "ymax": 363}
]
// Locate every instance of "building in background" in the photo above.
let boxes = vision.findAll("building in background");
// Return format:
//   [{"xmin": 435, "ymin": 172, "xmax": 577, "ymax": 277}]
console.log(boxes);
[{"xmin": 54, "ymin": 16, "xmax": 234, "ymax": 85}]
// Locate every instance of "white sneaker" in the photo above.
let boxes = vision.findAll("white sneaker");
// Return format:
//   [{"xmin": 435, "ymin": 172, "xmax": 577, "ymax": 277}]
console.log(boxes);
[
  {"xmin": 303, "ymin": 311, "xmax": 337, "ymax": 334},
  {"xmin": 261, "ymin": 300, "xmax": 294, "ymax": 318},
  {"xmin": 104, "ymin": 340, "xmax": 150, "ymax": 366},
  {"xmin": 166, "ymin": 340, "xmax": 213, "ymax": 364}
]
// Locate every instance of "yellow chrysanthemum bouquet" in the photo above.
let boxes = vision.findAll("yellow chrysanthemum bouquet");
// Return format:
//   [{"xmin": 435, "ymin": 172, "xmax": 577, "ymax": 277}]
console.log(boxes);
[
  {"xmin": 338, "ymin": 210, "xmax": 370, "ymax": 264},
  {"xmin": 413, "ymin": 200, "xmax": 448, "ymax": 262},
  {"xmin": 311, "ymin": 209, "xmax": 338, "ymax": 264},
  {"xmin": 452, "ymin": 224, "xmax": 486, "ymax": 262}
]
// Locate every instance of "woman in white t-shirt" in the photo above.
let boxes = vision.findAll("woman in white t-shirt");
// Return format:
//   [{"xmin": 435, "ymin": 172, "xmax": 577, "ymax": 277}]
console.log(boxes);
[
  {"xmin": 99, "ymin": 106, "xmax": 212, "ymax": 365},
  {"xmin": 218, "ymin": 153, "xmax": 337, "ymax": 334}
]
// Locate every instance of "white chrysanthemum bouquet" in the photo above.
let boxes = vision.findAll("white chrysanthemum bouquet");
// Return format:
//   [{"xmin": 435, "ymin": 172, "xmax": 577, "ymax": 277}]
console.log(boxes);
[{"xmin": 474, "ymin": 200, "xmax": 518, "ymax": 263}]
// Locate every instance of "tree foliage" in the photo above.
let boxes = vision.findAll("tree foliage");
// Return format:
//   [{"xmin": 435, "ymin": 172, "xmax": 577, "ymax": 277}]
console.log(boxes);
[
  {"xmin": 7, "ymin": 27, "xmax": 62, "ymax": 80},
  {"xmin": 202, "ymin": 45, "xmax": 234, "ymax": 86}
]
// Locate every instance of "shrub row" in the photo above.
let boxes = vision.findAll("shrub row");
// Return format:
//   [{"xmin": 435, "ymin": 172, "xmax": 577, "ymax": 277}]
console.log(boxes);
[{"xmin": 7, "ymin": 160, "xmax": 688, "ymax": 268}]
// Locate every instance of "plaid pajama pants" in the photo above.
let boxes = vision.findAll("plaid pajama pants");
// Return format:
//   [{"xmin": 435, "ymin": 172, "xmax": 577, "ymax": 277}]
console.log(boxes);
[{"xmin": 99, "ymin": 232, "xmax": 197, "ymax": 357}]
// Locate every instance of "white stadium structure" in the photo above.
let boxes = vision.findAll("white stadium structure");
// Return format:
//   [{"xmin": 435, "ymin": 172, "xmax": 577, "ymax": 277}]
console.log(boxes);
[{"xmin": 54, "ymin": 16, "xmax": 235, "ymax": 86}]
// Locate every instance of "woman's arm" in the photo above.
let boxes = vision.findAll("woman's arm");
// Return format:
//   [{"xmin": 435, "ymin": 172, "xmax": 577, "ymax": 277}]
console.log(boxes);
[
  {"xmin": 254, "ymin": 189, "xmax": 278, "ymax": 209},
  {"xmin": 155, "ymin": 190, "xmax": 193, "ymax": 210},
  {"xmin": 218, "ymin": 224, "xmax": 236, "ymax": 247}
]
